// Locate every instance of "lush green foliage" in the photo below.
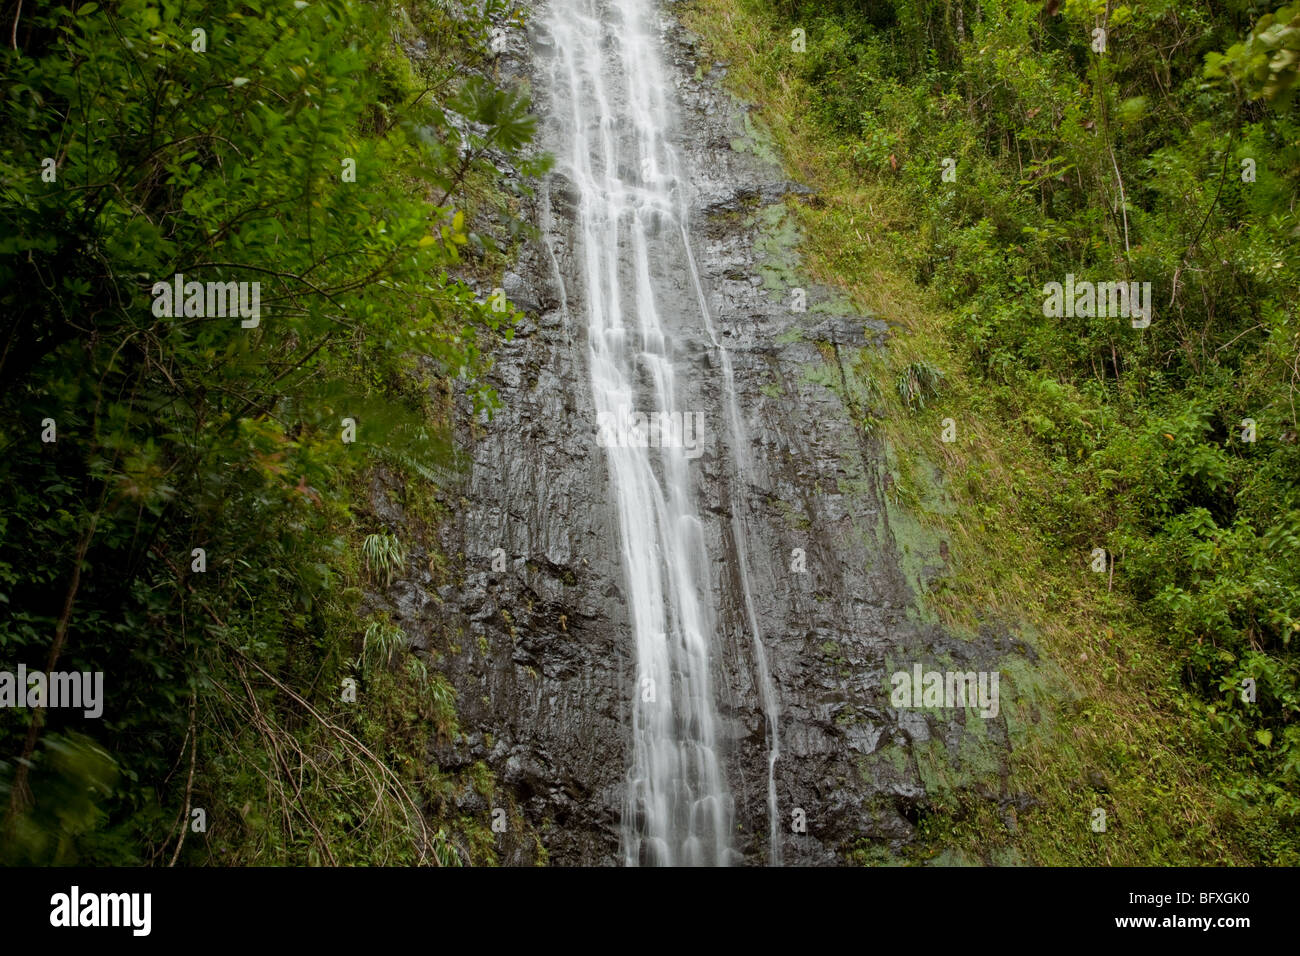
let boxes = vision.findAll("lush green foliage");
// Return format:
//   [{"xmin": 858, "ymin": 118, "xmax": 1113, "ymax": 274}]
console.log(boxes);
[
  {"xmin": 0, "ymin": 0, "xmax": 539, "ymax": 864},
  {"xmin": 752, "ymin": 0, "xmax": 1300, "ymax": 858}
]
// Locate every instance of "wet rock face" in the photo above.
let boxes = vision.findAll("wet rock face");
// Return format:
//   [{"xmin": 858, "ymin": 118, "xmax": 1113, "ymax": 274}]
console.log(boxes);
[{"xmin": 403, "ymin": 0, "xmax": 1015, "ymax": 866}]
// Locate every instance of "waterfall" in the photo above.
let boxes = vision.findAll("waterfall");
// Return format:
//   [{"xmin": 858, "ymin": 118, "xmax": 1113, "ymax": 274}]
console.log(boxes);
[
  {"xmin": 682, "ymin": 234, "xmax": 783, "ymax": 867},
  {"xmin": 539, "ymin": 0, "xmax": 780, "ymax": 866}
]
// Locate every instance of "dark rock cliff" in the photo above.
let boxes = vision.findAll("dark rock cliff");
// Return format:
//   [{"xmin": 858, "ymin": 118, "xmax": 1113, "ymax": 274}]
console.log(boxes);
[{"xmin": 376, "ymin": 0, "xmax": 1022, "ymax": 866}]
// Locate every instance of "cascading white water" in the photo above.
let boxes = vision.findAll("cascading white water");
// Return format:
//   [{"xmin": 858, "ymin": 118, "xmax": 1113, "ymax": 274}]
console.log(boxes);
[
  {"xmin": 682, "ymin": 238, "xmax": 783, "ymax": 866},
  {"xmin": 541, "ymin": 0, "xmax": 780, "ymax": 866}
]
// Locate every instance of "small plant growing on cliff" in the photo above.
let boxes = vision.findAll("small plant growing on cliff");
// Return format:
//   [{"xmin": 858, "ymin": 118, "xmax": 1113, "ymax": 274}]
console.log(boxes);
[
  {"xmin": 357, "ymin": 618, "xmax": 407, "ymax": 675},
  {"xmin": 424, "ymin": 669, "xmax": 458, "ymax": 741},
  {"xmin": 896, "ymin": 360, "xmax": 945, "ymax": 412},
  {"xmin": 431, "ymin": 828, "xmax": 463, "ymax": 867},
  {"xmin": 363, "ymin": 530, "xmax": 406, "ymax": 586},
  {"xmin": 858, "ymin": 370, "xmax": 885, "ymax": 436}
]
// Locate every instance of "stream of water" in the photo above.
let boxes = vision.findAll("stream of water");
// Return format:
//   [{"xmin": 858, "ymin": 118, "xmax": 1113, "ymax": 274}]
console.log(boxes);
[{"xmin": 540, "ymin": 0, "xmax": 780, "ymax": 866}]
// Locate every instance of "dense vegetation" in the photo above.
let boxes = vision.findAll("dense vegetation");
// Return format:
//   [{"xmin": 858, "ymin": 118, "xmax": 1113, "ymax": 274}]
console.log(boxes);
[
  {"xmin": 0, "ymin": 0, "xmax": 541, "ymax": 864},
  {"xmin": 687, "ymin": 0, "xmax": 1299, "ymax": 862},
  {"xmin": 4, "ymin": 0, "xmax": 1296, "ymax": 869}
]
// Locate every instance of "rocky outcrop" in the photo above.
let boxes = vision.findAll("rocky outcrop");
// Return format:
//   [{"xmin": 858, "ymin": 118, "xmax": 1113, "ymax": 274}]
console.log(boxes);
[{"xmin": 377, "ymin": 0, "xmax": 1022, "ymax": 866}]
